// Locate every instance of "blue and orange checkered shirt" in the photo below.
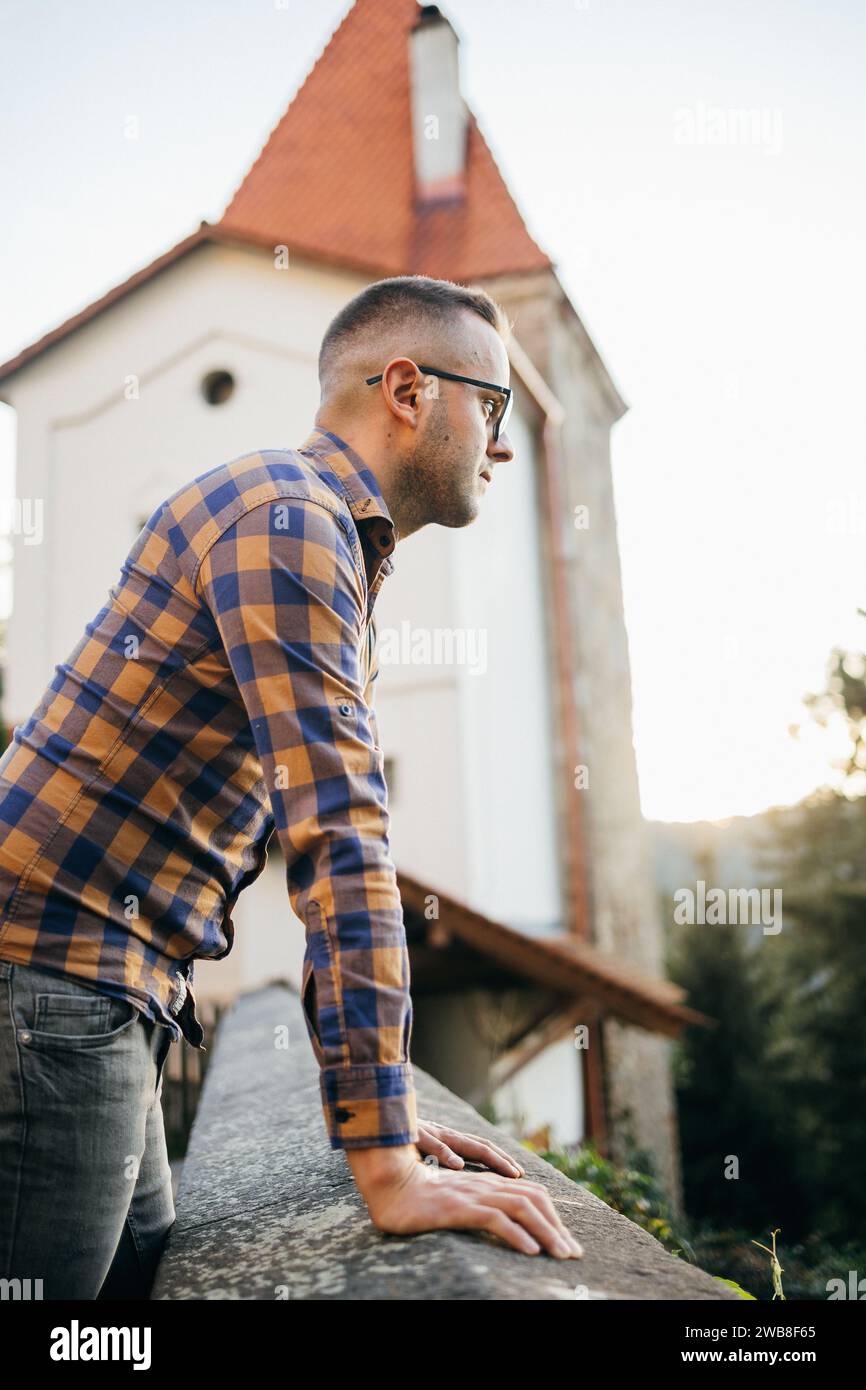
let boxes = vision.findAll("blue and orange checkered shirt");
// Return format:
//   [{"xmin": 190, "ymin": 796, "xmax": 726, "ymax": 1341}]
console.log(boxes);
[{"xmin": 0, "ymin": 426, "xmax": 418, "ymax": 1150}]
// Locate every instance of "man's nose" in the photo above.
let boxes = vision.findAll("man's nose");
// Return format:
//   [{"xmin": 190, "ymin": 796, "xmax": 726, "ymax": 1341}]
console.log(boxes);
[{"xmin": 488, "ymin": 428, "xmax": 514, "ymax": 464}]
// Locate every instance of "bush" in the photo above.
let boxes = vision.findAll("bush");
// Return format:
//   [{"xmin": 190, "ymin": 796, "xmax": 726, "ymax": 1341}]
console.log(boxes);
[
  {"xmin": 526, "ymin": 1138, "xmax": 689, "ymax": 1257},
  {"xmin": 688, "ymin": 1226, "xmax": 866, "ymax": 1301}
]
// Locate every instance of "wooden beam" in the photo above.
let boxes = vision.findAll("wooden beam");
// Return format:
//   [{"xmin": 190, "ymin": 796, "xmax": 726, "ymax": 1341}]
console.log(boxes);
[{"xmin": 466, "ymin": 999, "xmax": 597, "ymax": 1107}]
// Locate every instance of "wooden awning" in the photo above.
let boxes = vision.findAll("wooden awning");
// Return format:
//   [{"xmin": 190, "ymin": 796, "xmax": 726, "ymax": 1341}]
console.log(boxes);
[{"xmin": 396, "ymin": 868, "xmax": 711, "ymax": 1041}]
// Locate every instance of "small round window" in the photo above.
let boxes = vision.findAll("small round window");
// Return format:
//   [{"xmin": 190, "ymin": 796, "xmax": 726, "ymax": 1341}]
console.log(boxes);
[{"xmin": 201, "ymin": 370, "xmax": 236, "ymax": 406}]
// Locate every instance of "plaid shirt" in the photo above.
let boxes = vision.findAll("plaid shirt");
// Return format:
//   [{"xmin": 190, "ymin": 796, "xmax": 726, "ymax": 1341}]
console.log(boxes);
[{"xmin": 0, "ymin": 426, "xmax": 418, "ymax": 1150}]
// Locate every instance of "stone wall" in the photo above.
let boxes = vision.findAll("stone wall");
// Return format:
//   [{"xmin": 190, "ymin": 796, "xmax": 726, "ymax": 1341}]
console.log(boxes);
[{"xmin": 151, "ymin": 985, "xmax": 735, "ymax": 1301}]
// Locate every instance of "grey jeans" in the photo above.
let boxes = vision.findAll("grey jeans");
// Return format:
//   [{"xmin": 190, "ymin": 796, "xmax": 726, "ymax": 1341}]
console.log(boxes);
[{"xmin": 0, "ymin": 960, "xmax": 176, "ymax": 1300}]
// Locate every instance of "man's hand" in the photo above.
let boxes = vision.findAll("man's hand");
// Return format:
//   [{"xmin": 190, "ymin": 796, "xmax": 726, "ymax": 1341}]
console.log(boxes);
[
  {"xmin": 346, "ymin": 1143, "xmax": 583, "ymax": 1259},
  {"xmin": 416, "ymin": 1116, "xmax": 527, "ymax": 1177}
]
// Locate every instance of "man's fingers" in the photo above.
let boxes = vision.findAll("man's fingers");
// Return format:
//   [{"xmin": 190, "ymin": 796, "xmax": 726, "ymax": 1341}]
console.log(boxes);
[
  {"xmin": 366, "ymin": 1164, "xmax": 584, "ymax": 1258},
  {"xmin": 432, "ymin": 1128, "xmax": 526, "ymax": 1176},
  {"xmin": 419, "ymin": 1135, "xmax": 464, "ymax": 1169},
  {"xmin": 467, "ymin": 1172, "xmax": 582, "ymax": 1251},
  {"xmin": 469, "ymin": 1205, "xmax": 541, "ymax": 1255},
  {"xmin": 416, "ymin": 1120, "xmax": 527, "ymax": 1177},
  {"xmin": 478, "ymin": 1189, "xmax": 582, "ymax": 1258},
  {"xmin": 457, "ymin": 1139, "xmax": 521, "ymax": 1176},
  {"xmin": 466, "ymin": 1137, "xmax": 525, "ymax": 1175}
]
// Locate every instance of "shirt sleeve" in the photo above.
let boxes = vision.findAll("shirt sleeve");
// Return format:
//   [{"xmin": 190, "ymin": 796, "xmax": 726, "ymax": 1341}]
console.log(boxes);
[{"xmin": 196, "ymin": 496, "xmax": 417, "ymax": 1150}]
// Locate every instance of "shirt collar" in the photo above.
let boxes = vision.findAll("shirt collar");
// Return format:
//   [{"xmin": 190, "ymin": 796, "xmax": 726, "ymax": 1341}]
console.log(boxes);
[{"xmin": 297, "ymin": 426, "xmax": 398, "ymax": 568}]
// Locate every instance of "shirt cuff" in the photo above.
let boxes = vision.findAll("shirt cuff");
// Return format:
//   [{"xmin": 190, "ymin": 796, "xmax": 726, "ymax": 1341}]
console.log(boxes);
[{"xmin": 319, "ymin": 1063, "xmax": 419, "ymax": 1150}]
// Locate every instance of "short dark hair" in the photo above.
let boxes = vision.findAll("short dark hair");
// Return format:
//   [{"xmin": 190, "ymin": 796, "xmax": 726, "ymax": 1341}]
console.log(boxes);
[{"xmin": 318, "ymin": 274, "xmax": 510, "ymax": 387}]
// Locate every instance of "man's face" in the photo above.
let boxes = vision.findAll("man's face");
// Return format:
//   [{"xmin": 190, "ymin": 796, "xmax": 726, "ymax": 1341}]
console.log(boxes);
[{"xmin": 406, "ymin": 312, "xmax": 514, "ymax": 528}]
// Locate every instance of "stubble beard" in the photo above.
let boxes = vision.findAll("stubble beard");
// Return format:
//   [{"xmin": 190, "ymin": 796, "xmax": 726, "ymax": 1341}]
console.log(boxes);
[{"xmin": 394, "ymin": 416, "xmax": 482, "ymax": 532}]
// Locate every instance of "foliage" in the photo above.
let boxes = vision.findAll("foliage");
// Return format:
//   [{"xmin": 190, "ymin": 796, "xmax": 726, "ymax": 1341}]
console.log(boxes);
[
  {"xmin": 799, "ymin": 607, "xmax": 866, "ymax": 791},
  {"xmin": 526, "ymin": 1138, "xmax": 687, "ymax": 1256},
  {"xmin": 525, "ymin": 1135, "xmax": 866, "ymax": 1299},
  {"xmin": 688, "ymin": 1226, "xmax": 866, "ymax": 1301},
  {"xmin": 666, "ymin": 849, "xmax": 808, "ymax": 1235},
  {"xmin": 667, "ymin": 609, "xmax": 866, "ymax": 1257},
  {"xmin": 754, "ymin": 792, "xmax": 866, "ymax": 1241},
  {"xmin": 713, "ymin": 1276, "xmax": 755, "ymax": 1299}
]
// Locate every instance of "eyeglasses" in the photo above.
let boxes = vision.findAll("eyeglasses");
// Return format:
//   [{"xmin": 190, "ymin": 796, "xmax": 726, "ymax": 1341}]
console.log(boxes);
[{"xmin": 365, "ymin": 362, "xmax": 513, "ymax": 441}]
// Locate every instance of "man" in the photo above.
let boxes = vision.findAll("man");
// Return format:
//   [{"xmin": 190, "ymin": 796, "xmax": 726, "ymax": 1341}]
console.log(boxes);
[{"xmin": 0, "ymin": 275, "xmax": 582, "ymax": 1298}]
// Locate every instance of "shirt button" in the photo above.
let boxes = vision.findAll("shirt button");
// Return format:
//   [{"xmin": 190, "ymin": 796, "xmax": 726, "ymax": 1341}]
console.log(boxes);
[
  {"xmin": 339, "ymin": 702, "xmax": 352, "ymax": 716},
  {"xmin": 18, "ymin": 1030, "xmax": 32, "ymax": 1043}
]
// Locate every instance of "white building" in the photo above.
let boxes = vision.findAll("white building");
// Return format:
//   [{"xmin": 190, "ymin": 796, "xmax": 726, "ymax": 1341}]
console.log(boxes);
[{"xmin": 0, "ymin": 0, "xmax": 701, "ymax": 1211}]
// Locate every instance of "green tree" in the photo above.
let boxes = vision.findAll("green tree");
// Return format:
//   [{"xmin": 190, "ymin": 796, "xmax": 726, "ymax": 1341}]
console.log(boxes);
[
  {"xmin": 668, "ymin": 848, "xmax": 806, "ymax": 1233},
  {"xmin": 758, "ymin": 790, "xmax": 866, "ymax": 1241}
]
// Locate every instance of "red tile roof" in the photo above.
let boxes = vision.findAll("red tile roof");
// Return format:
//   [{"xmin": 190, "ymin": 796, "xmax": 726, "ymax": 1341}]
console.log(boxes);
[
  {"xmin": 220, "ymin": 0, "xmax": 553, "ymax": 282},
  {"xmin": 0, "ymin": 0, "xmax": 551, "ymax": 386}
]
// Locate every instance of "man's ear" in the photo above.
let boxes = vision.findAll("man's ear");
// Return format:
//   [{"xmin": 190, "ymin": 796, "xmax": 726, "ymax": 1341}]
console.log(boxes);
[{"xmin": 383, "ymin": 359, "xmax": 425, "ymax": 429}]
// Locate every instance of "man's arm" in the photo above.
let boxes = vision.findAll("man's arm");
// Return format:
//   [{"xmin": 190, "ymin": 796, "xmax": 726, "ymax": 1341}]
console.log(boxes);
[
  {"xmin": 196, "ymin": 496, "xmax": 417, "ymax": 1151},
  {"xmin": 194, "ymin": 492, "xmax": 582, "ymax": 1259}
]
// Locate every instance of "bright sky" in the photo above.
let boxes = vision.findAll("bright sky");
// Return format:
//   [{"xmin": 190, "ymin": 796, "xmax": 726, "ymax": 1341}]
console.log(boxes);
[{"xmin": 1, "ymin": 0, "xmax": 864, "ymax": 823}]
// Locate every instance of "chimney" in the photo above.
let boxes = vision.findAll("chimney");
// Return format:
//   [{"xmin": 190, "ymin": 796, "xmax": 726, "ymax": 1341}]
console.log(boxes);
[{"xmin": 409, "ymin": 5, "xmax": 468, "ymax": 203}]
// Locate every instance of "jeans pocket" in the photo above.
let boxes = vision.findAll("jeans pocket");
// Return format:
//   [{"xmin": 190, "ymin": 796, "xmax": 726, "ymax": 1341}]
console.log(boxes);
[{"xmin": 16, "ymin": 969, "xmax": 141, "ymax": 1049}]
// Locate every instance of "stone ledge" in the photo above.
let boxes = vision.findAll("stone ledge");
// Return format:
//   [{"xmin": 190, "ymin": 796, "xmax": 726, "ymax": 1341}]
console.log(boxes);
[{"xmin": 151, "ymin": 983, "xmax": 738, "ymax": 1301}]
